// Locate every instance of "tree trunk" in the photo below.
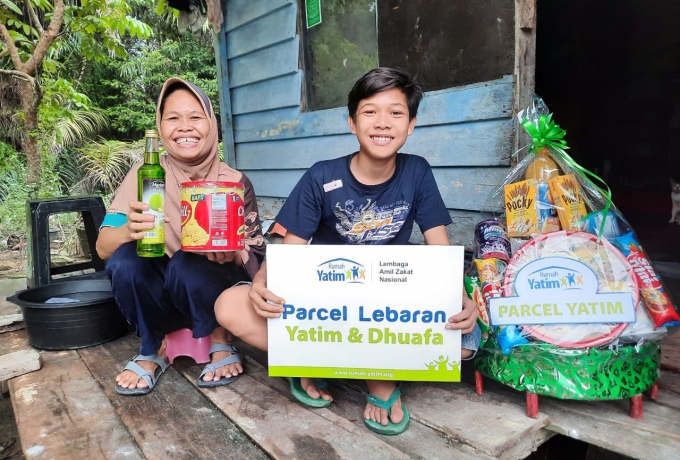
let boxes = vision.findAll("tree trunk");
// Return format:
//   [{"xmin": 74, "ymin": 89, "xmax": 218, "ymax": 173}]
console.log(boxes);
[{"xmin": 19, "ymin": 79, "xmax": 41, "ymax": 194}]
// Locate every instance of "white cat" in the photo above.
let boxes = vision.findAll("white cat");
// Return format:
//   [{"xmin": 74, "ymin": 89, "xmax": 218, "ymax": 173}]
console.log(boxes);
[{"xmin": 670, "ymin": 178, "xmax": 680, "ymax": 224}]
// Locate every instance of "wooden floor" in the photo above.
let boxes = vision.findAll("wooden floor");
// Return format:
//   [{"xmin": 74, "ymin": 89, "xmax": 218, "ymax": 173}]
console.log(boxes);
[
  {"xmin": 2, "ymin": 271, "xmax": 680, "ymax": 460},
  {"xmin": 3, "ymin": 326, "xmax": 680, "ymax": 460}
]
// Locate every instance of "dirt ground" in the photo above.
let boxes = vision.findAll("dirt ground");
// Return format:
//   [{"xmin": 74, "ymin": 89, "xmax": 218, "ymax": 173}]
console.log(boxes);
[{"xmin": 0, "ymin": 248, "xmax": 27, "ymax": 279}]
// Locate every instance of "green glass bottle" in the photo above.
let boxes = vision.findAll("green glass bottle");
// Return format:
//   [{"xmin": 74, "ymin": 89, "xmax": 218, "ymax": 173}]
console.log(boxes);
[{"xmin": 137, "ymin": 129, "xmax": 166, "ymax": 257}]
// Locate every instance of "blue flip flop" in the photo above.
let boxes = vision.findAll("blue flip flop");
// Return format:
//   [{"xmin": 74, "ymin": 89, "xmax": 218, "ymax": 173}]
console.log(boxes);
[
  {"xmin": 197, "ymin": 344, "xmax": 242, "ymax": 388},
  {"xmin": 287, "ymin": 377, "xmax": 332, "ymax": 407},
  {"xmin": 364, "ymin": 384, "xmax": 410, "ymax": 435},
  {"xmin": 115, "ymin": 354, "xmax": 169, "ymax": 396}
]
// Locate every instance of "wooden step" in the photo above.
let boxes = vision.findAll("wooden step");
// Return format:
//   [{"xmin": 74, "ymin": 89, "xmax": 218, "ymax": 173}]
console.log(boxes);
[
  {"xmin": 7, "ymin": 329, "xmax": 680, "ymax": 460},
  {"xmin": 477, "ymin": 372, "xmax": 680, "ymax": 460},
  {"xmin": 78, "ymin": 333, "xmax": 269, "ymax": 460},
  {"xmin": 9, "ymin": 340, "xmax": 143, "ymax": 459},
  {"xmin": 0, "ymin": 330, "xmax": 40, "ymax": 391},
  {"xmin": 177, "ymin": 357, "xmax": 411, "ymax": 459},
  {"xmin": 235, "ymin": 342, "xmax": 550, "ymax": 460}
]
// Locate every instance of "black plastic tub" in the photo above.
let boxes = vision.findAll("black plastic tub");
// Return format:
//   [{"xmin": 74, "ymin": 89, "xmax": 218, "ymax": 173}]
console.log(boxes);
[{"xmin": 8, "ymin": 279, "xmax": 129, "ymax": 350}]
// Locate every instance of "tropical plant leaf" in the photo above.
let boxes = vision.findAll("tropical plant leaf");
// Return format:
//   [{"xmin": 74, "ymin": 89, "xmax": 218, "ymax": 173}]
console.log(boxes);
[{"xmin": 0, "ymin": 0, "xmax": 22, "ymax": 15}]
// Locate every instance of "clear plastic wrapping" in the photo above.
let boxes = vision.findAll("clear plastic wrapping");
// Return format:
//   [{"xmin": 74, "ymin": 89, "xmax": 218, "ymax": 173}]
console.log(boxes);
[{"xmin": 469, "ymin": 96, "xmax": 677, "ymax": 357}]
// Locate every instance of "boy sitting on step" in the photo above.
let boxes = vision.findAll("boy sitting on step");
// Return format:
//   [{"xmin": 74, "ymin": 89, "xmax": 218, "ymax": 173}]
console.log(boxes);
[{"xmin": 215, "ymin": 67, "xmax": 481, "ymax": 435}]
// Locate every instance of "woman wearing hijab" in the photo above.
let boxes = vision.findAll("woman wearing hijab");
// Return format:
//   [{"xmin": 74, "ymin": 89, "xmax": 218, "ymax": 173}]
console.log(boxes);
[{"xmin": 96, "ymin": 78, "xmax": 265, "ymax": 395}]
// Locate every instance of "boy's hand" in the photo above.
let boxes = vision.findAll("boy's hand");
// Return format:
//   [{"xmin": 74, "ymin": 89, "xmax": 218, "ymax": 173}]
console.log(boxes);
[
  {"xmin": 445, "ymin": 291, "xmax": 478, "ymax": 334},
  {"xmin": 248, "ymin": 263, "xmax": 286, "ymax": 318}
]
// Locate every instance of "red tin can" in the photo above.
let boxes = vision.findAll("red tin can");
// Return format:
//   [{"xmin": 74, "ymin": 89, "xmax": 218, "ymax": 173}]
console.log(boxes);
[{"xmin": 180, "ymin": 181, "xmax": 245, "ymax": 251}]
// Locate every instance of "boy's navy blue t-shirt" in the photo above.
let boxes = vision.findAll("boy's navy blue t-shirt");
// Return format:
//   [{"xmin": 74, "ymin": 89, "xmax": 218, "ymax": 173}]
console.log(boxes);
[{"xmin": 276, "ymin": 153, "xmax": 452, "ymax": 244}]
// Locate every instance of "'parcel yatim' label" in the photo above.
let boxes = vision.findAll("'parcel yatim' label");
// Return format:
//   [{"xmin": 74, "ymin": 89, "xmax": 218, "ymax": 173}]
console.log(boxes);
[{"xmin": 488, "ymin": 256, "xmax": 636, "ymax": 326}]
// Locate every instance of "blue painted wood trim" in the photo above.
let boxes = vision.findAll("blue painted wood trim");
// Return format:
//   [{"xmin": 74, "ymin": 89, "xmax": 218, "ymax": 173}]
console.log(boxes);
[
  {"xmin": 232, "ymin": 76, "xmax": 514, "ymax": 142},
  {"xmin": 433, "ymin": 167, "xmax": 509, "ymax": 211},
  {"xmin": 241, "ymin": 166, "xmax": 508, "ymax": 212},
  {"xmin": 402, "ymin": 120, "xmax": 514, "ymax": 166},
  {"xmin": 227, "ymin": 4, "xmax": 297, "ymax": 59},
  {"xmin": 231, "ymin": 71, "xmax": 302, "ymax": 115},
  {"xmin": 215, "ymin": 0, "xmax": 235, "ymax": 167},
  {"xmin": 229, "ymin": 37, "xmax": 299, "ymax": 89},
  {"xmin": 226, "ymin": 0, "xmax": 295, "ymax": 33},
  {"xmin": 235, "ymin": 119, "xmax": 513, "ymax": 170}
]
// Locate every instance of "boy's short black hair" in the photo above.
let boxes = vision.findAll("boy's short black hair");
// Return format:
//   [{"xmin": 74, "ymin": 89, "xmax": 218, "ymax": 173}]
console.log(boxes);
[{"xmin": 347, "ymin": 67, "xmax": 423, "ymax": 121}]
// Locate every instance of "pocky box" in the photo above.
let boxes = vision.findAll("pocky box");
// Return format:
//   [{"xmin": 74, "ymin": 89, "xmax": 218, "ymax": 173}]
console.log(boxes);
[
  {"xmin": 548, "ymin": 174, "xmax": 587, "ymax": 230},
  {"xmin": 505, "ymin": 179, "xmax": 538, "ymax": 237}
]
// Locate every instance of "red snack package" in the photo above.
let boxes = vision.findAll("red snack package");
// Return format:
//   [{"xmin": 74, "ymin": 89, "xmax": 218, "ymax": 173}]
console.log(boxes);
[
  {"xmin": 475, "ymin": 258, "xmax": 504, "ymax": 306},
  {"xmin": 612, "ymin": 232, "xmax": 680, "ymax": 329}
]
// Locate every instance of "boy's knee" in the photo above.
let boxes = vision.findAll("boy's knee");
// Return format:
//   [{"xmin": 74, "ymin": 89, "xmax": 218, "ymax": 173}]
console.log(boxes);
[{"xmin": 215, "ymin": 286, "xmax": 248, "ymax": 331}]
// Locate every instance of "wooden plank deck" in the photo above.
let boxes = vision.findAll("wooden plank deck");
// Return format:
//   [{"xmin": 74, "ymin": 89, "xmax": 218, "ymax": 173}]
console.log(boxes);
[{"xmin": 4, "ymin": 327, "xmax": 680, "ymax": 460}]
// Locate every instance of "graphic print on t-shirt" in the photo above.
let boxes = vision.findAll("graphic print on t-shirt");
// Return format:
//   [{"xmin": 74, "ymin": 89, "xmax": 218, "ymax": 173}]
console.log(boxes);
[{"xmin": 334, "ymin": 198, "xmax": 410, "ymax": 243}]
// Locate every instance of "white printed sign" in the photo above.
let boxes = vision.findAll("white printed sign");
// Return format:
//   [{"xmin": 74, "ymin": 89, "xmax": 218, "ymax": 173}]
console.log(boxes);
[
  {"xmin": 488, "ymin": 256, "xmax": 636, "ymax": 325},
  {"xmin": 267, "ymin": 245, "xmax": 465, "ymax": 381}
]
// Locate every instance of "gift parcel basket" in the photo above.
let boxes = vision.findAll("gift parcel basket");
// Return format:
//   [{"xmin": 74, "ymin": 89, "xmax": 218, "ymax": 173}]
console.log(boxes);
[{"xmin": 468, "ymin": 97, "xmax": 679, "ymax": 419}]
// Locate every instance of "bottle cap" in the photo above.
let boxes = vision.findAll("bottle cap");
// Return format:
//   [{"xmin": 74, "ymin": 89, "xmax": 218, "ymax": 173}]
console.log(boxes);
[{"xmin": 145, "ymin": 129, "xmax": 159, "ymax": 138}]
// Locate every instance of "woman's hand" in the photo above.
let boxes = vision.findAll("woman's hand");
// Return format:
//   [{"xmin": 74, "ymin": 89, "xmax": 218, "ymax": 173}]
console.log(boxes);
[
  {"xmin": 199, "ymin": 251, "xmax": 241, "ymax": 265},
  {"xmin": 126, "ymin": 200, "xmax": 158, "ymax": 240},
  {"xmin": 445, "ymin": 290, "xmax": 479, "ymax": 334}
]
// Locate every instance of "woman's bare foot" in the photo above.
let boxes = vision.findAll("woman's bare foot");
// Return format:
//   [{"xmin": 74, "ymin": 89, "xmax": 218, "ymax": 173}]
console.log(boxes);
[
  {"xmin": 364, "ymin": 380, "xmax": 404, "ymax": 426},
  {"xmin": 115, "ymin": 341, "xmax": 167, "ymax": 390},
  {"xmin": 201, "ymin": 326, "xmax": 243, "ymax": 383},
  {"xmin": 300, "ymin": 377, "xmax": 333, "ymax": 402}
]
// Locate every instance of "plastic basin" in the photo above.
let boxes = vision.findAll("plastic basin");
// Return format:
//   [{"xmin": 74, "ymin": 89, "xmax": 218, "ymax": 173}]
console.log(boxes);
[{"xmin": 8, "ymin": 279, "xmax": 128, "ymax": 350}]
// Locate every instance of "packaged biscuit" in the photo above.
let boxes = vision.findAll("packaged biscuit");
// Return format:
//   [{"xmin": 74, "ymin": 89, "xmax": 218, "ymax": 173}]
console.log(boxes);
[
  {"xmin": 612, "ymin": 232, "xmax": 680, "ymax": 329},
  {"xmin": 548, "ymin": 174, "xmax": 587, "ymax": 230},
  {"xmin": 465, "ymin": 276, "xmax": 490, "ymax": 347},
  {"xmin": 505, "ymin": 179, "xmax": 538, "ymax": 237}
]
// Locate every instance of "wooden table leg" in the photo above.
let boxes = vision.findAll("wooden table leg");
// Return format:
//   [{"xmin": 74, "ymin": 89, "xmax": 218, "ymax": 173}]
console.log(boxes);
[
  {"xmin": 648, "ymin": 382, "xmax": 658, "ymax": 400},
  {"xmin": 630, "ymin": 394, "xmax": 644, "ymax": 419},
  {"xmin": 474, "ymin": 370, "xmax": 484, "ymax": 395},
  {"xmin": 526, "ymin": 392, "xmax": 539, "ymax": 418}
]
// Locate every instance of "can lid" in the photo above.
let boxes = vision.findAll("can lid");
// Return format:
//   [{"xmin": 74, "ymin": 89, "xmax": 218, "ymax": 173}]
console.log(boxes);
[
  {"xmin": 145, "ymin": 129, "xmax": 159, "ymax": 138},
  {"xmin": 181, "ymin": 181, "xmax": 244, "ymax": 188}
]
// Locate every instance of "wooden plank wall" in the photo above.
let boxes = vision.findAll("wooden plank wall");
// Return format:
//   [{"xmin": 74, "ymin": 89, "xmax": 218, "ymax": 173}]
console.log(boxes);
[{"xmin": 222, "ymin": 0, "xmax": 514, "ymax": 248}]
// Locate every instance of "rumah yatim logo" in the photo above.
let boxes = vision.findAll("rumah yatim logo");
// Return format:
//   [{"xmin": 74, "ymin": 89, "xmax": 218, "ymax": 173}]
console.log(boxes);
[
  {"xmin": 317, "ymin": 258, "xmax": 366, "ymax": 284},
  {"xmin": 525, "ymin": 265, "xmax": 585, "ymax": 291}
]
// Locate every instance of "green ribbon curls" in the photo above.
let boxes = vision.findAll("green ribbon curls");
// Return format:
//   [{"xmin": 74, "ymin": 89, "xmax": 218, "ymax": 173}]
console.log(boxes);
[{"xmin": 520, "ymin": 114, "xmax": 613, "ymax": 242}]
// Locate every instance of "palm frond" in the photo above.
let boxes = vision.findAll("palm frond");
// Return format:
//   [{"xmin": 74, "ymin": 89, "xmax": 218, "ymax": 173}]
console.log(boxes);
[
  {"xmin": 53, "ymin": 108, "xmax": 108, "ymax": 147},
  {"xmin": 75, "ymin": 137, "xmax": 142, "ymax": 194}
]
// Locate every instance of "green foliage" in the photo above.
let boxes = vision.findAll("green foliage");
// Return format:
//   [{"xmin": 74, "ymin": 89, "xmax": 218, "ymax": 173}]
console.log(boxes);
[
  {"xmin": 38, "ymin": 79, "xmax": 107, "ymax": 147},
  {"xmin": 1, "ymin": 0, "xmax": 219, "ymax": 218},
  {"xmin": 0, "ymin": 141, "xmax": 20, "ymax": 176},
  {"xmin": 72, "ymin": 138, "xmax": 142, "ymax": 195},
  {"xmin": 0, "ymin": 158, "xmax": 61, "ymax": 240},
  {"xmin": 0, "ymin": 168, "xmax": 31, "ymax": 241},
  {"xmin": 82, "ymin": 34, "xmax": 218, "ymax": 139}
]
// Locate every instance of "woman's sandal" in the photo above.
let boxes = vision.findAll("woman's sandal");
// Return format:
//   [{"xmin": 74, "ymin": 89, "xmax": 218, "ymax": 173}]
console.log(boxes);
[
  {"xmin": 115, "ymin": 354, "xmax": 169, "ymax": 396},
  {"xmin": 287, "ymin": 377, "xmax": 332, "ymax": 407},
  {"xmin": 197, "ymin": 344, "xmax": 242, "ymax": 388},
  {"xmin": 364, "ymin": 384, "xmax": 410, "ymax": 435}
]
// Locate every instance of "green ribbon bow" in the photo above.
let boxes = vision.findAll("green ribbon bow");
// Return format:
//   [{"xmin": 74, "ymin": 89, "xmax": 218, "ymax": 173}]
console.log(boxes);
[{"xmin": 520, "ymin": 114, "xmax": 613, "ymax": 242}]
